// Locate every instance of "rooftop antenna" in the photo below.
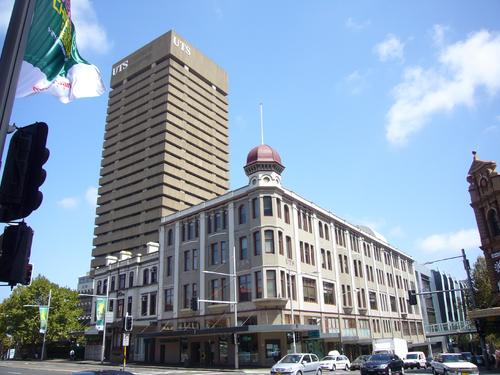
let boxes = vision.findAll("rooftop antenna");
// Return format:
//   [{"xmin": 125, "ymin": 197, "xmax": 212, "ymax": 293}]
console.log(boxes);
[{"xmin": 260, "ymin": 103, "xmax": 264, "ymax": 145}]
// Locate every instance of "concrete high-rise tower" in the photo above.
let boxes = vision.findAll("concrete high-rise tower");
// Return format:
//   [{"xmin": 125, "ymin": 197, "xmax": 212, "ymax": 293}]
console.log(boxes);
[{"xmin": 91, "ymin": 30, "xmax": 229, "ymax": 268}]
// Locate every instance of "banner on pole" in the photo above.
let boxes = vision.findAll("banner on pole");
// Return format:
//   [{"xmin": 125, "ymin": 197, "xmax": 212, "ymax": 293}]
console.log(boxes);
[
  {"xmin": 16, "ymin": 0, "xmax": 105, "ymax": 103},
  {"xmin": 39, "ymin": 306, "xmax": 48, "ymax": 334},
  {"xmin": 95, "ymin": 297, "xmax": 107, "ymax": 331}
]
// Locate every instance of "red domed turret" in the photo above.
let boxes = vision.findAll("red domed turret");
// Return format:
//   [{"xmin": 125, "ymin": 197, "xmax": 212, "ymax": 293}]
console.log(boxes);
[
  {"xmin": 244, "ymin": 144, "xmax": 285, "ymax": 177},
  {"xmin": 246, "ymin": 144, "xmax": 283, "ymax": 165}
]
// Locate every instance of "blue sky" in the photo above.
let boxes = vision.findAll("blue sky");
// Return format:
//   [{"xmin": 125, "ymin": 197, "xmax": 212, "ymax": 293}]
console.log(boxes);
[{"xmin": 1, "ymin": 0, "xmax": 499, "ymax": 302}]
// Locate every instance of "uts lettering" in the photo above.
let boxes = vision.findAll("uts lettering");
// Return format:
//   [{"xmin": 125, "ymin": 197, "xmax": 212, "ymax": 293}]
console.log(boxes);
[
  {"xmin": 112, "ymin": 60, "xmax": 128, "ymax": 76},
  {"xmin": 173, "ymin": 36, "xmax": 191, "ymax": 56}
]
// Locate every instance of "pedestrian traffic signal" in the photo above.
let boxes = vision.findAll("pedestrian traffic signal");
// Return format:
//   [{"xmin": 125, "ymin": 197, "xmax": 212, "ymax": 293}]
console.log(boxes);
[
  {"xmin": 191, "ymin": 297, "xmax": 198, "ymax": 311},
  {"xmin": 0, "ymin": 122, "xmax": 49, "ymax": 222},
  {"xmin": 0, "ymin": 222, "xmax": 33, "ymax": 287},
  {"xmin": 123, "ymin": 314, "xmax": 133, "ymax": 332},
  {"xmin": 408, "ymin": 289, "xmax": 418, "ymax": 305}
]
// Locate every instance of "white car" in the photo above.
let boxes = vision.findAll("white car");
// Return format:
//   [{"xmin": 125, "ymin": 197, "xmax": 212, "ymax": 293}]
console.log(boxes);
[
  {"xmin": 319, "ymin": 354, "xmax": 351, "ymax": 371},
  {"xmin": 270, "ymin": 353, "xmax": 322, "ymax": 375},
  {"xmin": 404, "ymin": 351, "xmax": 427, "ymax": 369},
  {"xmin": 431, "ymin": 353, "xmax": 479, "ymax": 375}
]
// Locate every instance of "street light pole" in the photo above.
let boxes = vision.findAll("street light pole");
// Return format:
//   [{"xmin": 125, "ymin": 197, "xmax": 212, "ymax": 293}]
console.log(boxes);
[
  {"xmin": 286, "ymin": 259, "xmax": 297, "ymax": 353},
  {"xmin": 100, "ymin": 276, "xmax": 110, "ymax": 364},
  {"xmin": 40, "ymin": 289, "xmax": 51, "ymax": 360}
]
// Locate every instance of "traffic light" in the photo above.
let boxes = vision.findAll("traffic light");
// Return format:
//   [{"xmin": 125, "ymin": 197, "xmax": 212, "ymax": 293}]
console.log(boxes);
[
  {"xmin": 0, "ymin": 122, "xmax": 49, "ymax": 222},
  {"xmin": 408, "ymin": 289, "xmax": 418, "ymax": 305},
  {"xmin": 24, "ymin": 263, "xmax": 33, "ymax": 285},
  {"xmin": 0, "ymin": 222, "xmax": 33, "ymax": 286},
  {"xmin": 190, "ymin": 297, "xmax": 198, "ymax": 311},
  {"xmin": 123, "ymin": 314, "xmax": 133, "ymax": 332}
]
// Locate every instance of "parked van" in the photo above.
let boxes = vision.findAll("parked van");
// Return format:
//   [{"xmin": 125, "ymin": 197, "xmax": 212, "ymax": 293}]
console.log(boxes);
[{"xmin": 404, "ymin": 351, "xmax": 427, "ymax": 369}]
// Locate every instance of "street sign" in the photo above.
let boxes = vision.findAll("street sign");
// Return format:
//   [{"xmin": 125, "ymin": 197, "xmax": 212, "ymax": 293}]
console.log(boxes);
[
  {"xmin": 123, "ymin": 333, "xmax": 130, "ymax": 347},
  {"xmin": 105, "ymin": 312, "xmax": 113, "ymax": 323}
]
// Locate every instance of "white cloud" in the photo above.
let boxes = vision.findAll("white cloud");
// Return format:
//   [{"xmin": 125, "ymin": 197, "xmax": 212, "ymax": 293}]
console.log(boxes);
[
  {"xmin": 374, "ymin": 34, "xmax": 405, "ymax": 62},
  {"xmin": 58, "ymin": 197, "xmax": 79, "ymax": 209},
  {"xmin": 345, "ymin": 17, "xmax": 370, "ymax": 31},
  {"xmin": 85, "ymin": 186, "xmax": 98, "ymax": 207},
  {"xmin": 0, "ymin": 0, "xmax": 13, "ymax": 34},
  {"xmin": 389, "ymin": 225, "xmax": 405, "ymax": 238},
  {"xmin": 71, "ymin": 0, "xmax": 111, "ymax": 54},
  {"xmin": 344, "ymin": 70, "xmax": 368, "ymax": 95},
  {"xmin": 386, "ymin": 30, "xmax": 500, "ymax": 146},
  {"xmin": 432, "ymin": 24, "xmax": 449, "ymax": 47},
  {"xmin": 416, "ymin": 228, "xmax": 480, "ymax": 254}
]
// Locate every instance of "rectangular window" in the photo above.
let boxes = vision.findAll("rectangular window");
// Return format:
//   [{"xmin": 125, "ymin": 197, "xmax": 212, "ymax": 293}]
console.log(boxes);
[
  {"xmin": 342, "ymin": 284, "xmax": 352, "ymax": 306},
  {"xmin": 210, "ymin": 279, "xmax": 220, "ymax": 301},
  {"xmin": 300, "ymin": 242, "xmax": 305, "ymax": 263},
  {"xmin": 141, "ymin": 295, "xmax": 148, "ymax": 316},
  {"xmin": 118, "ymin": 274, "xmax": 126, "ymax": 290},
  {"xmin": 220, "ymin": 241, "xmax": 227, "ymax": 264},
  {"xmin": 252, "ymin": 197, "xmax": 259, "ymax": 219},
  {"xmin": 255, "ymin": 271, "xmax": 263, "ymax": 298},
  {"xmin": 280, "ymin": 270, "xmax": 286, "ymax": 298},
  {"xmin": 240, "ymin": 236, "xmax": 248, "ymax": 260},
  {"xmin": 263, "ymin": 196, "xmax": 273, "ymax": 216},
  {"xmin": 276, "ymin": 198, "xmax": 282, "ymax": 218},
  {"xmin": 267, "ymin": 270, "xmax": 277, "ymax": 297},
  {"xmin": 238, "ymin": 275, "xmax": 252, "ymax": 302},
  {"xmin": 264, "ymin": 230, "xmax": 275, "ymax": 253},
  {"xmin": 184, "ymin": 250, "xmax": 191, "ymax": 271},
  {"xmin": 167, "ymin": 256, "xmax": 172, "ymax": 276},
  {"xmin": 327, "ymin": 251, "xmax": 332, "ymax": 270},
  {"xmin": 278, "ymin": 231, "xmax": 284, "ymax": 255},
  {"xmin": 253, "ymin": 231, "xmax": 261, "ymax": 256},
  {"xmin": 211, "ymin": 242, "xmax": 219, "ymax": 265},
  {"xmin": 214, "ymin": 212, "xmax": 221, "ymax": 232},
  {"xmin": 149, "ymin": 292, "xmax": 157, "ymax": 315},
  {"xmin": 323, "ymin": 282, "xmax": 336, "ymax": 305},
  {"xmin": 164, "ymin": 289, "xmax": 173, "ymax": 311},
  {"xmin": 287, "ymin": 274, "xmax": 297, "ymax": 301},
  {"xmin": 116, "ymin": 299, "xmax": 124, "ymax": 318},
  {"xmin": 183, "ymin": 284, "xmax": 191, "ymax": 309},
  {"xmin": 286, "ymin": 236, "xmax": 293, "ymax": 259},
  {"xmin": 390, "ymin": 295, "xmax": 397, "ymax": 312},
  {"xmin": 221, "ymin": 278, "xmax": 228, "ymax": 301},
  {"xmin": 303, "ymin": 277, "xmax": 317, "ymax": 303},
  {"xmin": 128, "ymin": 272, "xmax": 134, "ymax": 288},
  {"xmin": 321, "ymin": 249, "xmax": 326, "ymax": 269},
  {"xmin": 192, "ymin": 248, "xmax": 199, "ymax": 270}
]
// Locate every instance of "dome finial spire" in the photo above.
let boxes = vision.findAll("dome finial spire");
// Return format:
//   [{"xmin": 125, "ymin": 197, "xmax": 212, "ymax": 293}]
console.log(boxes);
[{"xmin": 260, "ymin": 103, "xmax": 264, "ymax": 145}]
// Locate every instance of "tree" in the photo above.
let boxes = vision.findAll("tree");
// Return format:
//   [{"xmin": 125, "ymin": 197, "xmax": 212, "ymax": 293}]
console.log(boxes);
[
  {"xmin": 470, "ymin": 256, "xmax": 498, "ymax": 309},
  {"xmin": 0, "ymin": 275, "xmax": 83, "ymax": 357}
]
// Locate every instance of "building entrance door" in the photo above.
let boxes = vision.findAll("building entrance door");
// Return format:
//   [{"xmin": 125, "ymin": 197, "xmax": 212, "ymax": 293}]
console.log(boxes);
[{"xmin": 191, "ymin": 342, "xmax": 200, "ymax": 364}]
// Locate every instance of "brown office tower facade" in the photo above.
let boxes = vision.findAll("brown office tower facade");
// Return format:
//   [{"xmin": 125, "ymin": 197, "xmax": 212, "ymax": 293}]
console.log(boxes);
[{"xmin": 91, "ymin": 31, "xmax": 229, "ymax": 269}]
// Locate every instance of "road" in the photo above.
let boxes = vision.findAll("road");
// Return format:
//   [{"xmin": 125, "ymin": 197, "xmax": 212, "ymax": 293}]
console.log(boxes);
[{"xmin": 0, "ymin": 360, "xmax": 435, "ymax": 375}]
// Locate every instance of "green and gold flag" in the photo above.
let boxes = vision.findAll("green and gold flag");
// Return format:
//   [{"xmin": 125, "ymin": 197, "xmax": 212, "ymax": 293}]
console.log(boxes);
[
  {"xmin": 16, "ymin": 0, "xmax": 104, "ymax": 103},
  {"xmin": 95, "ymin": 297, "xmax": 106, "ymax": 331},
  {"xmin": 39, "ymin": 306, "xmax": 49, "ymax": 334}
]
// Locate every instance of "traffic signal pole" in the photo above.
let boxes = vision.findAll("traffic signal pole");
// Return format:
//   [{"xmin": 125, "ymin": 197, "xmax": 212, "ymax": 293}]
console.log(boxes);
[{"xmin": 0, "ymin": 0, "xmax": 36, "ymax": 167}]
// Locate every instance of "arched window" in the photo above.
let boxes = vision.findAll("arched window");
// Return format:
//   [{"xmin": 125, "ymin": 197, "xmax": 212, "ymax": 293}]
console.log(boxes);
[
  {"xmin": 167, "ymin": 229, "xmax": 173, "ymax": 246},
  {"xmin": 97, "ymin": 280, "xmax": 102, "ymax": 295},
  {"xmin": 324, "ymin": 224, "xmax": 330, "ymax": 240},
  {"xmin": 238, "ymin": 204, "xmax": 247, "ymax": 224},
  {"xmin": 102, "ymin": 279, "xmax": 108, "ymax": 294},
  {"xmin": 151, "ymin": 267, "xmax": 158, "ymax": 283},
  {"xmin": 488, "ymin": 208, "xmax": 500, "ymax": 236},
  {"xmin": 143, "ymin": 268, "xmax": 150, "ymax": 285}
]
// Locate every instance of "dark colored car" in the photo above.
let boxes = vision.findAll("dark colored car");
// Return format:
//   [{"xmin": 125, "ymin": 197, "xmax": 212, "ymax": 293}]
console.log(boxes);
[
  {"xmin": 360, "ymin": 353, "xmax": 405, "ymax": 375},
  {"xmin": 350, "ymin": 355, "xmax": 371, "ymax": 370},
  {"xmin": 72, "ymin": 372, "xmax": 135, "ymax": 375}
]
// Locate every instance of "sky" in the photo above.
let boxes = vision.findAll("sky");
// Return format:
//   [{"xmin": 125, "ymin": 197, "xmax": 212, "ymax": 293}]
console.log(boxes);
[{"xmin": 1, "ymin": 0, "xmax": 500, "ymax": 302}]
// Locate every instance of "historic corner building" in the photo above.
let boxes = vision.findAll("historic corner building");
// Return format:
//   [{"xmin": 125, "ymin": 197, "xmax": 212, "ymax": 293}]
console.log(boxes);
[
  {"xmin": 466, "ymin": 152, "xmax": 500, "ymax": 330},
  {"xmin": 116, "ymin": 144, "xmax": 426, "ymax": 367},
  {"xmin": 90, "ymin": 29, "xmax": 229, "ymax": 270}
]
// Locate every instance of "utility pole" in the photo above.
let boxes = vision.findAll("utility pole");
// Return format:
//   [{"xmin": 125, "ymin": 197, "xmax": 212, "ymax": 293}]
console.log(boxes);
[{"xmin": 0, "ymin": 0, "xmax": 36, "ymax": 166}]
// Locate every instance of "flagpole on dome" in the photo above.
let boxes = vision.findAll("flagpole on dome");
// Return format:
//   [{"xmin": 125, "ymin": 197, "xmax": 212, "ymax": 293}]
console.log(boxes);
[{"xmin": 260, "ymin": 102, "xmax": 264, "ymax": 145}]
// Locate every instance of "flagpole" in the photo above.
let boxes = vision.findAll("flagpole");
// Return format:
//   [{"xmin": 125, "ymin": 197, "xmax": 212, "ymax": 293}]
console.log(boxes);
[
  {"xmin": 41, "ymin": 289, "xmax": 51, "ymax": 360},
  {"xmin": 0, "ymin": 0, "xmax": 36, "ymax": 168}
]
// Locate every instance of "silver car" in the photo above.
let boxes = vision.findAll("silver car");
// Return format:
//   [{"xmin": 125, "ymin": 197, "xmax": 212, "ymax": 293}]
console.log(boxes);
[{"xmin": 270, "ymin": 353, "xmax": 322, "ymax": 375}]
